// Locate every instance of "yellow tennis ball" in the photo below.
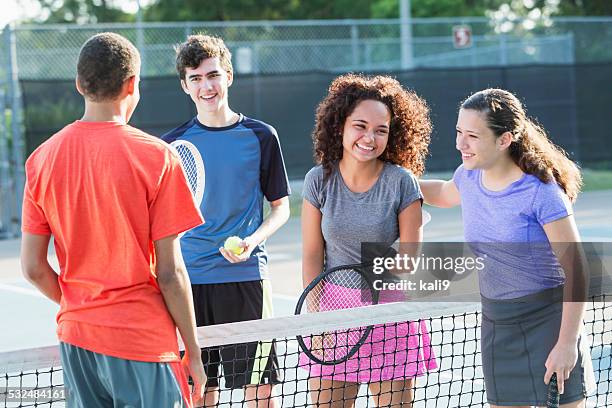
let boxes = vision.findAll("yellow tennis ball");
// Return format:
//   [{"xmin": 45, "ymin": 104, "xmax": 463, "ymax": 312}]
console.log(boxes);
[{"xmin": 224, "ymin": 236, "xmax": 244, "ymax": 255}]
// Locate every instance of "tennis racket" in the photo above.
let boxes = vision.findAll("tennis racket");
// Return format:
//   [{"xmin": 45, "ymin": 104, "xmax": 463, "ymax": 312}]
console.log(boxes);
[
  {"xmin": 171, "ymin": 140, "xmax": 205, "ymax": 206},
  {"xmin": 295, "ymin": 263, "xmax": 378, "ymax": 365},
  {"xmin": 547, "ymin": 373, "xmax": 560, "ymax": 408}
]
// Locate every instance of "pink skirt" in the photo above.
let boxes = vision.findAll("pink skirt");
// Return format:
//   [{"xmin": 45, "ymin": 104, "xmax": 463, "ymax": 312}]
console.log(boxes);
[{"xmin": 298, "ymin": 283, "xmax": 438, "ymax": 383}]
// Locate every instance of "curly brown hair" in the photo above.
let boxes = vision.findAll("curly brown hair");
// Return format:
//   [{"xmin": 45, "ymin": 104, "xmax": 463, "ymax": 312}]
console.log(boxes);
[
  {"xmin": 461, "ymin": 88, "xmax": 582, "ymax": 202},
  {"xmin": 175, "ymin": 34, "xmax": 233, "ymax": 80},
  {"xmin": 77, "ymin": 33, "xmax": 140, "ymax": 102},
  {"xmin": 313, "ymin": 74, "xmax": 431, "ymax": 177}
]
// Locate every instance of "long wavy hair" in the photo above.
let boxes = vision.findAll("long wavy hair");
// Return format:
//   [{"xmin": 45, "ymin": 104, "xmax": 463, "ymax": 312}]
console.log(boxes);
[
  {"xmin": 461, "ymin": 88, "xmax": 582, "ymax": 202},
  {"xmin": 312, "ymin": 74, "xmax": 431, "ymax": 178}
]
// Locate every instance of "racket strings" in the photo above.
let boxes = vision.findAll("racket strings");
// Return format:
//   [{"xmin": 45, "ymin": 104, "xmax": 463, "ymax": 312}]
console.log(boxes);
[
  {"xmin": 175, "ymin": 144, "xmax": 200, "ymax": 196},
  {"xmin": 301, "ymin": 268, "xmax": 375, "ymax": 363}
]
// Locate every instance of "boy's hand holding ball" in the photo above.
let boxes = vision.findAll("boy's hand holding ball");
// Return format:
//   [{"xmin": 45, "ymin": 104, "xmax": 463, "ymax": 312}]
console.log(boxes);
[
  {"xmin": 224, "ymin": 236, "xmax": 245, "ymax": 255},
  {"xmin": 220, "ymin": 236, "xmax": 256, "ymax": 263}
]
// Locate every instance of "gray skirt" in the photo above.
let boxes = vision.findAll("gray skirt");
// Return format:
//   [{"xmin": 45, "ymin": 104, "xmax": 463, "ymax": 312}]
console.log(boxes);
[{"xmin": 481, "ymin": 286, "xmax": 596, "ymax": 406}]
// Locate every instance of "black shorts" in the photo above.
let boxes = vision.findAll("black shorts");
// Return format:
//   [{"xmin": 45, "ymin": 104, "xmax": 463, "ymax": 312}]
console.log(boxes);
[{"xmin": 191, "ymin": 280, "xmax": 282, "ymax": 389}]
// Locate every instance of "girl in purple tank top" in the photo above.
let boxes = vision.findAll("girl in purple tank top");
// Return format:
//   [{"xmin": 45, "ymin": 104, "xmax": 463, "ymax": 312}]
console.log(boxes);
[{"xmin": 420, "ymin": 89, "xmax": 595, "ymax": 407}]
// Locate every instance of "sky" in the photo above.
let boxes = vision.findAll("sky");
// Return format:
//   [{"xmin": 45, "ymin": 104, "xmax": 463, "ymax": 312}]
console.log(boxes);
[
  {"xmin": 1, "ymin": 0, "xmax": 41, "ymax": 27},
  {"xmin": 0, "ymin": 0, "xmax": 155, "ymax": 27}
]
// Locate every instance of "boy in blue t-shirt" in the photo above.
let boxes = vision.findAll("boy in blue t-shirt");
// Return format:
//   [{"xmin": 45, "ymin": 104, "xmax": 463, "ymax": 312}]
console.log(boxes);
[{"xmin": 162, "ymin": 34, "xmax": 290, "ymax": 407}]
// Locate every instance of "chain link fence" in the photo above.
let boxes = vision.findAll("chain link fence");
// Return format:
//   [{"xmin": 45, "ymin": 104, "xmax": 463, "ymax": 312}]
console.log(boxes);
[
  {"xmin": 11, "ymin": 17, "xmax": 612, "ymax": 79},
  {"xmin": 1, "ymin": 17, "xmax": 612, "ymax": 238}
]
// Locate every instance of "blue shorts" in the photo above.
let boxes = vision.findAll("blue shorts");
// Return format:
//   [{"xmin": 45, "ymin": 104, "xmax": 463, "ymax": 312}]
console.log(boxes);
[{"xmin": 60, "ymin": 342, "xmax": 189, "ymax": 408}]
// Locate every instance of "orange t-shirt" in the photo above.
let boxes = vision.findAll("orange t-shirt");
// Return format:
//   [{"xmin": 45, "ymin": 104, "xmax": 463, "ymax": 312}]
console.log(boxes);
[{"xmin": 21, "ymin": 121, "xmax": 204, "ymax": 362}]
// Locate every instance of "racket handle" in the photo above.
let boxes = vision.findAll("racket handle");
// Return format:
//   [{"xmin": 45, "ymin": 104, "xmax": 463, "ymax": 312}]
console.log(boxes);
[{"xmin": 546, "ymin": 373, "xmax": 560, "ymax": 408}]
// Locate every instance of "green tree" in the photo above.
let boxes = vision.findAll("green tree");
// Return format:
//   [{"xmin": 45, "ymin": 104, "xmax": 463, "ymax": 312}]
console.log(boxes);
[
  {"xmin": 481, "ymin": 0, "xmax": 612, "ymax": 20},
  {"xmin": 142, "ymin": 0, "xmax": 509, "ymax": 21},
  {"xmin": 27, "ymin": 0, "xmax": 612, "ymax": 24},
  {"xmin": 143, "ymin": 0, "xmax": 391, "ymax": 21},
  {"xmin": 558, "ymin": 0, "xmax": 612, "ymax": 16},
  {"xmin": 27, "ymin": 0, "xmax": 133, "ymax": 24},
  {"xmin": 410, "ymin": 0, "xmax": 504, "ymax": 18}
]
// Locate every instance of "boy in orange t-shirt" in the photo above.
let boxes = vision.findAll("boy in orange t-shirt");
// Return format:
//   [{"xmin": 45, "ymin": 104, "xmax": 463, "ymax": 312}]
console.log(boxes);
[{"xmin": 20, "ymin": 33, "xmax": 205, "ymax": 407}]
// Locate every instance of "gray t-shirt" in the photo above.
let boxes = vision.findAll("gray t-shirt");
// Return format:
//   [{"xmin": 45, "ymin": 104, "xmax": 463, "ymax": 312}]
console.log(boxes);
[{"xmin": 303, "ymin": 163, "xmax": 422, "ymax": 271}]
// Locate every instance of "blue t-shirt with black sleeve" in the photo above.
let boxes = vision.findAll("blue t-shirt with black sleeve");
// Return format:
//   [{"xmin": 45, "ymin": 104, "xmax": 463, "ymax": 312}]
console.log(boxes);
[
  {"xmin": 452, "ymin": 164, "xmax": 573, "ymax": 299},
  {"xmin": 162, "ymin": 114, "xmax": 291, "ymax": 284}
]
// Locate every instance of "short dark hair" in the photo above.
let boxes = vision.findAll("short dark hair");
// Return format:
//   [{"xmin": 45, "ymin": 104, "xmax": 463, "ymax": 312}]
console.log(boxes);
[
  {"xmin": 175, "ymin": 34, "xmax": 233, "ymax": 80},
  {"xmin": 77, "ymin": 32, "xmax": 140, "ymax": 102}
]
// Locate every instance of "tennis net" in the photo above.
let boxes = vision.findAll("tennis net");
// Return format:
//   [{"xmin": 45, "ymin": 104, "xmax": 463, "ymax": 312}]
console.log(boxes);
[{"xmin": 1, "ymin": 296, "xmax": 610, "ymax": 407}]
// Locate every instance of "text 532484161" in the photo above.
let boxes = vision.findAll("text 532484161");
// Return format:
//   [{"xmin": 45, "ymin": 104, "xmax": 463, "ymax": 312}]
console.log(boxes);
[{"xmin": 2, "ymin": 387, "xmax": 67, "ymax": 403}]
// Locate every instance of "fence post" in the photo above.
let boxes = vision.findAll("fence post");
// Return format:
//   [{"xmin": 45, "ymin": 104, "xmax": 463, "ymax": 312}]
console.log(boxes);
[
  {"xmin": 0, "ymin": 23, "xmax": 7, "ymax": 238},
  {"xmin": 0, "ymin": 87, "xmax": 9, "ymax": 238},
  {"xmin": 499, "ymin": 34, "xmax": 508, "ymax": 66},
  {"xmin": 470, "ymin": 35, "xmax": 477, "ymax": 67},
  {"xmin": 567, "ymin": 32, "xmax": 575, "ymax": 64},
  {"xmin": 350, "ymin": 23, "xmax": 359, "ymax": 69},
  {"xmin": 5, "ymin": 24, "xmax": 25, "ymax": 238},
  {"xmin": 252, "ymin": 42, "xmax": 260, "ymax": 75},
  {"xmin": 136, "ymin": 1, "xmax": 146, "ymax": 76},
  {"xmin": 566, "ymin": 33, "xmax": 580, "ymax": 164},
  {"xmin": 252, "ymin": 42, "xmax": 261, "ymax": 119},
  {"xmin": 400, "ymin": 0, "xmax": 414, "ymax": 69}
]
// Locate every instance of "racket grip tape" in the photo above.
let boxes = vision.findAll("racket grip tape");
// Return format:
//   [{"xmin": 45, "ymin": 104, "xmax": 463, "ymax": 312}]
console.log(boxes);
[{"xmin": 546, "ymin": 372, "xmax": 560, "ymax": 408}]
